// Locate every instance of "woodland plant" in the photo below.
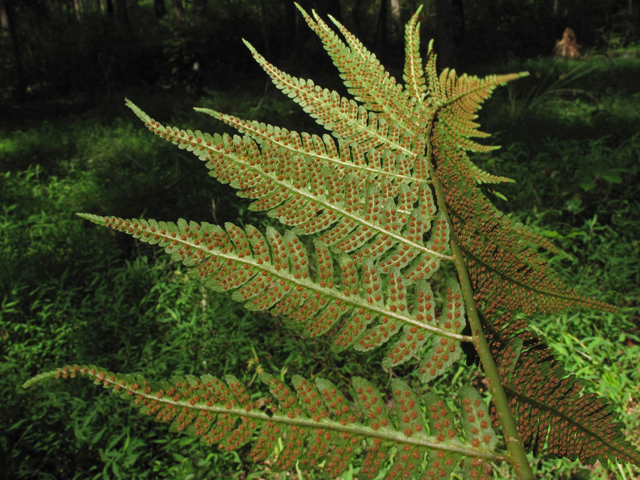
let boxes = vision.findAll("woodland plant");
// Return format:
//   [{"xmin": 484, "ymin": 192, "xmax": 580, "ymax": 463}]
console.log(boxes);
[{"xmin": 23, "ymin": 5, "xmax": 640, "ymax": 479}]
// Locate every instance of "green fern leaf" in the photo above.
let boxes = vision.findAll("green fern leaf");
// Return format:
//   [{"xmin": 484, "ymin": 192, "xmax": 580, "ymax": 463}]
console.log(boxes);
[
  {"xmin": 77, "ymin": 214, "xmax": 471, "ymax": 363},
  {"xmin": 403, "ymin": 6, "xmax": 427, "ymax": 105},
  {"xmin": 425, "ymin": 50, "xmax": 525, "ymax": 151},
  {"xmin": 23, "ymin": 365, "xmax": 503, "ymax": 478},
  {"xmin": 126, "ymin": 101, "xmax": 453, "ymax": 284},
  {"xmin": 242, "ymin": 39, "xmax": 421, "ymax": 159},
  {"xmin": 193, "ymin": 108, "xmax": 427, "ymax": 186},
  {"xmin": 295, "ymin": 5, "xmax": 430, "ymax": 138},
  {"xmin": 486, "ymin": 318, "xmax": 640, "ymax": 469},
  {"xmin": 415, "ymin": 278, "xmax": 466, "ymax": 382}
]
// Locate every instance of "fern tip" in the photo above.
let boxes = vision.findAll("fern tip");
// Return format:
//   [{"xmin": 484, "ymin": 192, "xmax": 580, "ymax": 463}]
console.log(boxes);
[
  {"xmin": 22, "ymin": 369, "xmax": 60, "ymax": 389},
  {"xmin": 241, "ymin": 38, "xmax": 255, "ymax": 52},
  {"xmin": 194, "ymin": 107, "xmax": 222, "ymax": 119},
  {"xmin": 293, "ymin": 2, "xmax": 311, "ymax": 19}
]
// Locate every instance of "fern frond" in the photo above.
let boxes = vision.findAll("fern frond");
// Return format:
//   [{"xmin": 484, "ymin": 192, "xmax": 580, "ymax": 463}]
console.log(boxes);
[
  {"xmin": 243, "ymin": 39, "xmax": 423, "ymax": 161},
  {"xmin": 433, "ymin": 134, "xmax": 616, "ymax": 319},
  {"xmin": 425, "ymin": 52, "xmax": 527, "ymax": 152},
  {"xmin": 77, "ymin": 214, "xmax": 472, "ymax": 360},
  {"xmin": 126, "ymin": 101, "xmax": 454, "ymax": 283},
  {"xmin": 63, "ymin": 6, "xmax": 640, "ymax": 477},
  {"xmin": 422, "ymin": 47, "xmax": 632, "ymax": 472},
  {"xmin": 414, "ymin": 278, "xmax": 466, "ymax": 382},
  {"xmin": 194, "ymin": 108, "xmax": 428, "ymax": 186},
  {"xmin": 486, "ymin": 321, "xmax": 640, "ymax": 469},
  {"xmin": 294, "ymin": 4, "xmax": 430, "ymax": 137},
  {"xmin": 23, "ymin": 365, "xmax": 503, "ymax": 479},
  {"xmin": 403, "ymin": 6, "xmax": 427, "ymax": 105}
]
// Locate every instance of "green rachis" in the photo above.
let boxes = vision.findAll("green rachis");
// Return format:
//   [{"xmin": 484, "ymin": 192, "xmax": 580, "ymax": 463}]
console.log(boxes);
[{"xmin": 23, "ymin": 4, "xmax": 639, "ymax": 479}]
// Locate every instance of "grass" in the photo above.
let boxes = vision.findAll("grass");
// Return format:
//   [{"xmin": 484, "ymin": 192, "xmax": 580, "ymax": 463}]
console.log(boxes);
[{"xmin": 1, "ymin": 48, "xmax": 639, "ymax": 479}]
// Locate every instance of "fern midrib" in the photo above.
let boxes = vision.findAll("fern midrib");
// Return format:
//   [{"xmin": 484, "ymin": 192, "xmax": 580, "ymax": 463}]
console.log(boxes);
[
  {"xmin": 207, "ymin": 144, "xmax": 453, "ymax": 261},
  {"xmin": 502, "ymin": 385, "xmax": 632, "ymax": 459},
  {"xmin": 198, "ymin": 109, "xmax": 430, "ymax": 186},
  {"xmin": 137, "ymin": 224, "xmax": 472, "ymax": 342},
  {"xmin": 243, "ymin": 41, "xmax": 420, "ymax": 160},
  {"xmin": 424, "ymin": 118, "xmax": 537, "ymax": 478}
]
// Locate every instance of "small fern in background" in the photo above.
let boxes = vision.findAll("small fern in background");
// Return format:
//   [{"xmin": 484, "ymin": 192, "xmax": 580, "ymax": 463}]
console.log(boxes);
[{"xmin": 23, "ymin": 4, "xmax": 640, "ymax": 479}]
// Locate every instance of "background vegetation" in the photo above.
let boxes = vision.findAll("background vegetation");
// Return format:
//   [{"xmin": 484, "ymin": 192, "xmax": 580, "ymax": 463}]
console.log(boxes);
[{"xmin": 1, "ymin": 0, "xmax": 639, "ymax": 478}]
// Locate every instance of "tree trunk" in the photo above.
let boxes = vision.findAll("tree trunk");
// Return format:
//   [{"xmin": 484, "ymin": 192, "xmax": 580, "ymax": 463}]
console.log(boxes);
[
  {"xmin": 105, "ymin": 0, "xmax": 114, "ymax": 16},
  {"xmin": 434, "ymin": 0, "xmax": 464, "ymax": 70},
  {"xmin": 259, "ymin": 0, "xmax": 271, "ymax": 58},
  {"xmin": 0, "ymin": 0, "xmax": 9, "ymax": 38},
  {"xmin": 375, "ymin": 0, "xmax": 388, "ymax": 61},
  {"xmin": 2, "ymin": 0, "xmax": 26, "ymax": 97},
  {"xmin": 154, "ymin": 0, "xmax": 167, "ymax": 19},
  {"xmin": 171, "ymin": 0, "xmax": 186, "ymax": 22},
  {"xmin": 74, "ymin": 0, "xmax": 83, "ymax": 21},
  {"xmin": 390, "ymin": 0, "xmax": 400, "ymax": 21},
  {"xmin": 114, "ymin": 0, "xmax": 129, "ymax": 29}
]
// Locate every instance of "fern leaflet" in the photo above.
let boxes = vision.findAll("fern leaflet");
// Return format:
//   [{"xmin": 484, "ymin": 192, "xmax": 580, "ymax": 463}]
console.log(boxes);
[
  {"xmin": 23, "ymin": 365, "xmax": 501, "ymax": 480},
  {"xmin": 79, "ymin": 214, "xmax": 471, "ymax": 368}
]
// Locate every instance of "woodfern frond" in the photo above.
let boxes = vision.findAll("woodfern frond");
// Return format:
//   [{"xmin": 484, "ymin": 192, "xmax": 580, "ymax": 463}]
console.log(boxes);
[
  {"xmin": 425, "ymin": 51, "xmax": 526, "ymax": 152},
  {"xmin": 433, "ymin": 133, "xmax": 616, "ymax": 320},
  {"xmin": 126, "ymin": 101, "xmax": 453, "ymax": 286},
  {"xmin": 420, "ymin": 34, "xmax": 635, "ymax": 473},
  {"xmin": 403, "ymin": 6, "xmax": 427, "ymax": 105},
  {"xmin": 195, "ymin": 108, "xmax": 428, "ymax": 186},
  {"xmin": 77, "ymin": 214, "xmax": 472, "ymax": 366},
  {"xmin": 23, "ymin": 365, "xmax": 502, "ymax": 479},
  {"xmin": 295, "ymin": 4, "xmax": 430, "ymax": 137},
  {"xmin": 242, "ymin": 39, "xmax": 423, "ymax": 160},
  {"xmin": 486, "ymin": 320, "xmax": 640, "ymax": 469},
  {"xmin": 61, "ymin": 5, "xmax": 639, "ymax": 476}
]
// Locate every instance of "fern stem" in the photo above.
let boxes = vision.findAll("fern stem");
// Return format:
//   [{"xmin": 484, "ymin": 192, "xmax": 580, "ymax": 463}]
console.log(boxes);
[
  {"xmin": 448, "ymin": 227, "xmax": 535, "ymax": 479},
  {"xmin": 425, "ymin": 122, "xmax": 535, "ymax": 480}
]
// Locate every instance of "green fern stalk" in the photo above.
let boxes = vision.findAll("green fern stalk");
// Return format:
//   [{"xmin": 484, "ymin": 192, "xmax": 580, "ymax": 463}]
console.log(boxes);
[
  {"xmin": 23, "ymin": 4, "xmax": 640, "ymax": 479},
  {"xmin": 427, "ymin": 145, "xmax": 533, "ymax": 478}
]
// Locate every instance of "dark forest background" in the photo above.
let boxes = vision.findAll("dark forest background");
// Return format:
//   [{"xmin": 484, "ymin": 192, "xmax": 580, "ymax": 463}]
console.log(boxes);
[
  {"xmin": 1, "ymin": 0, "xmax": 638, "ymax": 110},
  {"xmin": 1, "ymin": 1, "xmax": 640, "ymax": 479}
]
